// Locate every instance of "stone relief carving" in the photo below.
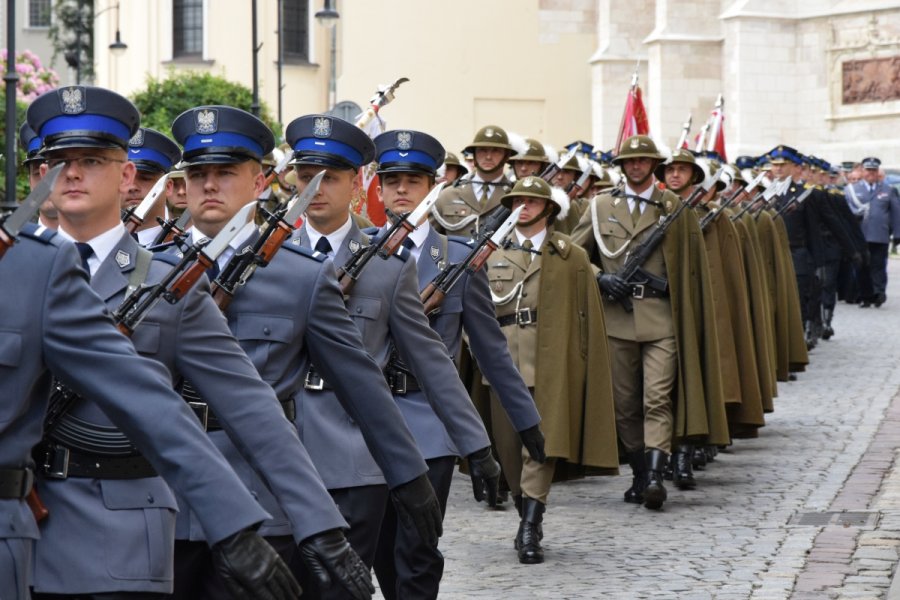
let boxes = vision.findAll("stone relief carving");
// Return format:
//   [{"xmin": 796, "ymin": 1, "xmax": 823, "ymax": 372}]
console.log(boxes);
[{"xmin": 842, "ymin": 57, "xmax": 900, "ymax": 104}]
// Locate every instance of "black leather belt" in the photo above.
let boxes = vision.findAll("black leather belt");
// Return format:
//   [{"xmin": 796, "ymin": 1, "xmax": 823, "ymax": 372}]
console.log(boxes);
[
  {"xmin": 387, "ymin": 371, "xmax": 421, "ymax": 395},
  {"xmin": 35, "ymin": 443, "xmax": 156, "ymax": 480},
  {"xmin": 497, "ymin": 309, "xmax": 538, "ymax": 327},
  {"xmin": 206, "ymin": 399, "xmax": 297, "ymax": 431},
  {"xmin": 0, "ymin": 467, "xmax": 34, "ymax": 499},
  {"xmin": 629, "ymin": 283, "xmax": 668, "ymax": 299}
]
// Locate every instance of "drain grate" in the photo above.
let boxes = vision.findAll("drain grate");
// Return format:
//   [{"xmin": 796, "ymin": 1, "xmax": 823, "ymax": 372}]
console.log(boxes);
[{"xmin": 790, "ymin": 511, "xmax": 880, "ymax": 528}]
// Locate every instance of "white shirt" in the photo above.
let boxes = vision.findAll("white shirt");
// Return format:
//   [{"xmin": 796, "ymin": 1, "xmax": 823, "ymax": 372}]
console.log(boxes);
[
  {"xmin": 405, "ymin": 219, "xmax": 431, "ymax": 263},
  {"xmin": 57, "ymin": 223, "xmax": 128, "ymax": 277},
  {"xmin": 514, "ymin": 227, "xmax": 547, "ymax": 252},
  {"xmin": 304, "ymin": 215, "xmax": 354, "ymax": 260},
  {"xmin": 624, "ymin": 183, "xmax": 654, "ymax": 216},
  {"xmin": 136, "ymin": 225, "xmax": 162, "ymax": 247}
]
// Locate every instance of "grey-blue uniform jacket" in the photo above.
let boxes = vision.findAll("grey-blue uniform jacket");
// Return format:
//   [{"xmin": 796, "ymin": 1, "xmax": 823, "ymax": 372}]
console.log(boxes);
[
  {"xmin": 293, "ymin": 221, "xmax": 491, "ymax": 489},
  {"xmin": 34, "ymin": 232, "xmax": 343, "ymax": 594},
  {"xmin": 846, "ymin": 180, "xmax": 900, "ymax": 244},
  {"xmin": 385, "ymin": 224, "xmax": 541, "ymax": 459},
  {"xmin": 179, "ymin": 232, "xmax": 429, "ymax": 536},
  {"xmin": 0, "ymin": 226, "xmax": 267, "ymax": 597}
]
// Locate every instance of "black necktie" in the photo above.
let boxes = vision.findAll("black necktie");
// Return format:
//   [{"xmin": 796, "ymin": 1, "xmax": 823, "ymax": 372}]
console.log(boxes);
[
  {"xmin": 315, "ymin": 236, "xmax": 333, "ymax": 256},
  {"xmin": 206, "ymin": 261, "xmax": 220, "ymax": 282},
  {"xmin": 74, "ymin": 242, "xmax": 94, "ymax": 279}
]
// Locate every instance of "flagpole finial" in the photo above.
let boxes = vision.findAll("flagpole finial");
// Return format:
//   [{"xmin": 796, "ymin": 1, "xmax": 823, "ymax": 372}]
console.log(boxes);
[{"xmin": 715, "ymin": 93, "xmax": 724, "ymax": 107}]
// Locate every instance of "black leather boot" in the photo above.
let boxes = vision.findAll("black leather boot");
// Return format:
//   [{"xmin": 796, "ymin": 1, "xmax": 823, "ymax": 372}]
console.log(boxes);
[
  {"xmin": 822, "ymin": 308, "xmax": 834, "ymax": 340},
  {"xmin": 691, "ymin": 446, "xmax": 707, "ymax": 470},
  {"xmin": 517, "ymin": 497, "xmax": 545, "ymax": 564},
  {"xmin": 804, "ymin": 320, "xmax": 817, "ymax": 350},
  {"xmin": 643, "ymin": 449, "xmax": 668, "ymax": 510},
  {"xmin": 672, "ymin": 444, "xmax": 696, "ymax": 490},
  {"xmin": 624, "ymin": 449, "xmax": 646, "ymax": 504}
]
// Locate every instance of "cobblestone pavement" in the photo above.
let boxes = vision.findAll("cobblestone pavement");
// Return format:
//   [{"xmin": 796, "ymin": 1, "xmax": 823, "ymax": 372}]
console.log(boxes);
[{"xmin": 377, "ymin": 258, "xmax": 900, "ymax": 599}]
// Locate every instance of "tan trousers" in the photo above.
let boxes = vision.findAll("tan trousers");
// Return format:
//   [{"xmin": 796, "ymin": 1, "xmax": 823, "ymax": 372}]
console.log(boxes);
[
  {"xmin": 608, "ymin": 336, "xmax": 677, "ymax": 454},
  {"xmin": 489, "ymin": 387, "xmax": 556, "ymax": 505}
]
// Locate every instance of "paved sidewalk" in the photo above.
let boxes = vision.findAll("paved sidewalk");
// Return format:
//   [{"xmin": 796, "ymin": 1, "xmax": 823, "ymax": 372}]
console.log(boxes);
[{"xmin": 375, "ymin": 258, "xmax": 900, "ymax": 599}]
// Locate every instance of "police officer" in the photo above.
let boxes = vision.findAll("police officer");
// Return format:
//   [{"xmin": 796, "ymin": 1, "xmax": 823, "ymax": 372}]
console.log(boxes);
[
  {"xmin": 368, "ymin": 129, "xmax": 544, "ymax": 595},
  {"xmin": 431, "ymin": 125, "xmax": 514, "ymax": 237},
  {"xmin": 120, "ymin": 127, "xmax": 183, "ymax": 246},
  {"xmin": 845, "ymin": 156, "xmax": 900, "ymax": 307},
  {"xmin": 286, "ymin": 114, "xmax": 501, "ymax": 594},
  {"xmin": 169, "ymin": 105, "xmax": 451, "ymax": 600},
  {"xmin": 4, "ymin": 97, "xmax": 298, "ymax": 600},
  {"xmin": 19, "ymin": 122, "xmax": 57, "ymax": 229},
  {"xmin": 26, "ymin": 87, "xmax": 355, "ymax": 599},
  {"xmin": 486, "ymin": 175, "xmax": 618, "ymax": 562}
]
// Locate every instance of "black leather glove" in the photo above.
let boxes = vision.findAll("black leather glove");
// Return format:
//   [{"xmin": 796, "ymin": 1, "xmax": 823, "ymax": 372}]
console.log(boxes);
[
  {"xmin": 597, "ymin": 273, "xmax": 629, "ymax": 300},
  {"xmin": 518, "ymin": 424, "xmax": 546, "ymax": 463},
  {"xmin": 211, "ymin": 528, "xmax": 301, "ymax": 600},
  {"xmin": 390, "ymin": 474, "xmax": 442, "ymax": 547},
  {"xmin": 299, "ymin": 528, "xmax": 374, "ymax": 600},
  {"xmin": 467, "ymin": 446, "xmax": 502, "ymax": 507}
]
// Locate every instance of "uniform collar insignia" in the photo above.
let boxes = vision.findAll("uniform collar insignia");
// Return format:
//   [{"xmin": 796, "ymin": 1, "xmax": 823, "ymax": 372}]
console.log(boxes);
[
  {"xmin": 348, "ymin": 239, "xmax": 361, "ymax": 253},
  {"xmin": 115, "ymin": 249, "xmax": 131, "ymax": 268},
  {"xmin": 613, "ymin": 197, "xmax": 621, "ymax": 207},
  {"xmin": 291, "ymin": 237, "xmax": 301, "ymax": 245},
  {"xmin": 557, "ymin": 239, "xmax": 566, "ymax": 251},
  {"xmin": 59, "ymin": 86, "xmax": 86, "ymax": 114},
  {"xmin": 430, "ymin": 245, "xmax": 440, "ymax": 261},
  {"xmin": 196, "ymin": 109, "xmax": 217, "ymax": 134}
]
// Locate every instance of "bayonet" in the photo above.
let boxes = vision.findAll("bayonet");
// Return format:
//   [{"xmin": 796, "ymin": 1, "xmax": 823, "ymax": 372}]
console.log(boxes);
[
  {"xmin": 123, "ymin": 173, "xmax": 170, "ymax": 233},
  {"xmin": 0, "ymin": 164, "xmax": 63, "ymax": 259},
  {"xmin": 538, "ymin": 146, "xmax": 578, "ymax": 183},
  {"xmin": 376, "ymin": 182, "xmax": 445, "ymax": 258}
]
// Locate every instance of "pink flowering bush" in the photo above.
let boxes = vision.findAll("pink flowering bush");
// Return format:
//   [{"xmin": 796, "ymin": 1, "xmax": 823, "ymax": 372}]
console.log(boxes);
[{"xmin": 1, "ymin": 49, "xmax": 59, "ymax": 101}]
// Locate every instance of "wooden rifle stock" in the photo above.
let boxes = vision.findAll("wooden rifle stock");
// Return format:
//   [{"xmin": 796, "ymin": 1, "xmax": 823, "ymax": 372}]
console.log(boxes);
[{"xmin": 27, "ymin": 488, "xmax": 48, "ymax": 523}]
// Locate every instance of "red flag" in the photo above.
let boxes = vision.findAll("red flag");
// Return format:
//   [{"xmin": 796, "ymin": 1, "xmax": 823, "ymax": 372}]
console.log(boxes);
[
  {"xmin": 615, "ymin": 83, "xmax": 650, "ymax": 154},
  {"xmin": 354, "ymin": 114, "xmax": 387, "ymax": 226},
  {"xmin": 705, "ymin": 94, "xmax": 727, "ymax": 162}
]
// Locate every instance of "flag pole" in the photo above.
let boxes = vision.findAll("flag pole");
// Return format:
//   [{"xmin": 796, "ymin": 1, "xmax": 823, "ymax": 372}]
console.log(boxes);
[
  {"xmin": 706, "ymin": 93, "xmax": 724, "ymax": 154},
  {"xmin": 676, "ymin": 113, "xmax": 692, "ymax": 150},
  {"xmin": 614, "ymin": 62, "xmax": 640, "ymax": 155}
]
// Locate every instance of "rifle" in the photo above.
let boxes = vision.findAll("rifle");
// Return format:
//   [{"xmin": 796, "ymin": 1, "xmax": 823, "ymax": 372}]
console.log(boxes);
[
  {"xmin": 151, "ymin": 208, "xmax": 192, "ymax": 247},
  {"xmin": 773, "ymin": 185, "xmax": 815, "ymax": 220},
  {"xmin": 751, "ymin": 178, "xmax": 792, "ymax": 220},
  {"xmin": 609, "ymin": 168, "xmax": 723, "ymax": 313},
  {"xmin": 0, "ymin": 164, "xmax": 63, "ymax": 259},
  {"xmin": 700, "ymin": 170, "xmax": 766, "ymax": 231},
  {"xmin": 122, "ymin": 173, "xmax": 170, "ymax": 234},
  {"xmin": 420, "ymin": 205, "xmax": 523, "ymax": 315},
  {"xmin": 338, "ymin": 182, "xmax": 443, "ymax": 294},
  {"xmin": 210, "ymin": 171, "xmax": 323, "ymax": 310},
  {"xmin": 355, "ymin": 77, "xmax": 409, "ymax": 130},
  {"xmin": 566, "ymin": 158, "xmax": 594, "ymax": 199},
  {"xmin": 730, "ymin": 178, "xmax": 784, "ymax": 222},
  {"xmin": 537, "ymin": 146, "xmax": 578, "ymax": 184}
]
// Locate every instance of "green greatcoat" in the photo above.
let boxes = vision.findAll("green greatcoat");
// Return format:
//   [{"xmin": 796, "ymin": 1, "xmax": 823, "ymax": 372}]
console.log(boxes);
[{"xmin": 732, "ymin": 211, "xmax": 778, "ymax": 412}]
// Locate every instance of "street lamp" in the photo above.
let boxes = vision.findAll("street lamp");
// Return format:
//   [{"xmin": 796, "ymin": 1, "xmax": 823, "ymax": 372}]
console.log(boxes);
[
  {"xmin": 315, "ymin": 0, "xmax": 340, "ymax": 111},
  {"xmin": 64, "ymin": 1, "xmax": 128, "ymax": 83}
]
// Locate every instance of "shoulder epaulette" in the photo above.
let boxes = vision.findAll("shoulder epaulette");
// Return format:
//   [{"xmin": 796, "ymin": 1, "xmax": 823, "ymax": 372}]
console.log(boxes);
[
  {"xmin": 447, "ymin": 234, "xmax": 475, "ymax": 249},
  {"xmin": 148, "ymin": 240, "xmax": 177, "ymax": 253},
  {"xmin": 150, "ymin": 251, "xmax": 180, "ymax": 266},
  {"xmin": 361, "ymin": 226, "xmax": 379, "ymax": 236},
  {"xmin": 281, "ymin": 239, "xmax": 327, "ymax": 262},
  {"xmin": 393, "ymin": 245, "xmax": 410, "ymax": 262},
  {"xmin": 19, "ymin": 222, "xmax": 57, "ymax": 243}
]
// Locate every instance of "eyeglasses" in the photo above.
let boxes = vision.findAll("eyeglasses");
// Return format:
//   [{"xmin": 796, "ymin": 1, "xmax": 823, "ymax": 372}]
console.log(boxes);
[{"xmin": 47, "ymin": 155, "xmax": 126, "ymax": 172}]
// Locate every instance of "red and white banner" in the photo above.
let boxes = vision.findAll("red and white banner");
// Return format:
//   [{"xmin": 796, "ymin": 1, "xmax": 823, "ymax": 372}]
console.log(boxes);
[{"xmin": 615, "ymin": 80, "xmax": 650, "ymax": 155}]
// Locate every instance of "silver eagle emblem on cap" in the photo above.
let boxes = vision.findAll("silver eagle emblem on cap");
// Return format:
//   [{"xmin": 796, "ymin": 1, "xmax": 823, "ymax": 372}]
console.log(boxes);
[
  {"xmin": 523, "ymin": 177, "xmax": 535, "ymax": 188},
  {"xmin": 397, "ymin": 131, "xmax": 413, "ymax": 150},
  {"xmin": 129, "ymin": 129, "xmax": 144, "ymax": 147},
  {"xmin": 313, "ymin": 117, "xmax": 332, "ymax": 138},
  {"xmin": 630, "ymin": 137, "xmax": 640, "ymax": 149},
  {"xmin": 60, "ymin": 87, "xmax": 85, "ymax": 114},
  {"xmin": 196, "ymin": 109, "xmax": 217, "ymax": 134},
  {"xmin": 485, "ymin": 127, "xmax": 495, "ymax": 138}
]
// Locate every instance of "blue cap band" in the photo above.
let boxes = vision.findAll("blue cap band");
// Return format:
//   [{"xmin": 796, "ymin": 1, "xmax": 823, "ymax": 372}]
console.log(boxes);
[
  {"xmin": 129, "ymin": 147, "xmax": 173, "ymax": 170},
  {"xmin": 293, "ymin": 138, "xmax": 363, "ymax": 168},
  {"xmin": 183, "ymin": 131, "xmax": 264, "ymax": 158},
  {"xmin": 378, "ymin": 149, "xmax": 438, "ymax": 170},
  {"xmin": 27, "ymin": 136, "xmax": 42, "ymax": 154},
  {"xmin": 40, "ymin": 114, "xmax": 131, "ymax": 144}
]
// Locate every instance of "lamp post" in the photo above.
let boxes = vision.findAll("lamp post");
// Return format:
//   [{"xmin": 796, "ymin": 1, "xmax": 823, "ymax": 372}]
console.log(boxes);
[
  {"xmin": 315, "ymin": 0, "xmax": 340, "ymax": 111},
  {"xmin": 65, "ymin": 1, "xmax": 128, "ymax": 85},
  {"xmin": 250, "ymin": 0, "xmax": 261, "ymax": 117},
  {"xmin": 4, "ymin": 0, "xmax": 18, "ymax": 210}
]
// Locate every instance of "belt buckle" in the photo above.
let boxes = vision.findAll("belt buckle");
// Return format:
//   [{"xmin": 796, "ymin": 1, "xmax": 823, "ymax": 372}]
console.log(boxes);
[
  {"xmin": 632, "ymin": 284, "xmax": 645, "ymax": 299},
  {"xmin": 517, "ymin": 309, "xmax": 533, "ymax": 326},
  {"xmin": 393, "ymin": 372, "xmax": 408, "ymax": 395},
  {"xmin": 20, "ymin": 468, "xmax": 34, "ymax": 497},
  {"xmin": 304, "ymin": 370, "xmax": 325, "ymax": 391},
  {"xmin": 189, "ymin": 402, "xmax": 209, "ymax": 430},
  {"xmin": 43, "ymin": 446, "xmax": 70, "ymax": 480}
]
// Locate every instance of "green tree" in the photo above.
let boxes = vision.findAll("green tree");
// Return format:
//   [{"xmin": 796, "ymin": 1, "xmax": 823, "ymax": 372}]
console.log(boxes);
[
  {"xmin": 0, "ymin": 94, "xmax": 35, "ymax": 201},
  {"xmin": 49, "ymin": 0, "xmax": 94, "ymax": 83},
  {"xmin": 130, "ymin": 71, "xmax": 281, "ymax": 141}
]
